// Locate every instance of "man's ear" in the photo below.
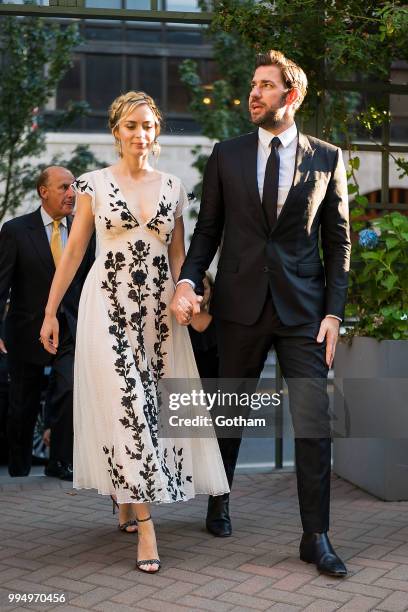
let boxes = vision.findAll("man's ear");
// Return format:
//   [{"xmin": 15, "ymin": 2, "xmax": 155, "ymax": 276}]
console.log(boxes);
[
  {"xmin": 286, "ymin": 88, "xmax": 300, "ymax": 108},
  {"xmin": 39, "ymin": 185, "xmax": 48, "ymax": 200}
]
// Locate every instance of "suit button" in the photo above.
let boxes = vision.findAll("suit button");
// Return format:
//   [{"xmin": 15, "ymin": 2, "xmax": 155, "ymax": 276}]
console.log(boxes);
[{"xmin": 263, "ymin": 266, "xmax": 269, "ymax": 273}]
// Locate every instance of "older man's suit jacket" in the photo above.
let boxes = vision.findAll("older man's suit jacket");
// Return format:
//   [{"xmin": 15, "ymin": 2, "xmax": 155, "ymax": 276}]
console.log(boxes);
[{"xmin": 0, "ymin": 207, "xmax": 95, "ymax": 365}]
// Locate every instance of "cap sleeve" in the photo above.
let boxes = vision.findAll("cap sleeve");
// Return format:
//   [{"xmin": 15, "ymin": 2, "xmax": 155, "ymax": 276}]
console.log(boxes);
[
  {"xmin": 174, "ymin": 182, "xmax": 193, "ymax": 219},
  {"xmin": 72, "ymin": 172, "xmax": 96, "ymax": 213}
]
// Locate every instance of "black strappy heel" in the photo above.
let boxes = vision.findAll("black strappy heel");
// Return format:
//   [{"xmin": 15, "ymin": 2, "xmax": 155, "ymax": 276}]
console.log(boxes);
[
  {"xmin": 110, "ymin": 495, "xmax": 138, "ymax": 533},
  {"xmin": 135, "ymin": 515, "xmax": 161, "ymax": 573}
]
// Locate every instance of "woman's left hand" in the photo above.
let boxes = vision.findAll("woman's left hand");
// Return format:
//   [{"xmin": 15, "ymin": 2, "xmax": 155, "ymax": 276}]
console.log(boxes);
[{"xmin": 39, "ymin": 314, "xmax": 59, "ymax": 355}]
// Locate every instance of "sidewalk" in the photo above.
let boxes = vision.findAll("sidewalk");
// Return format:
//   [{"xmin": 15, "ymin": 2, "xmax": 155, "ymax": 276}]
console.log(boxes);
[{"xmin": 1, "ymin": 468, "xmax": 408, "ymax": 611}]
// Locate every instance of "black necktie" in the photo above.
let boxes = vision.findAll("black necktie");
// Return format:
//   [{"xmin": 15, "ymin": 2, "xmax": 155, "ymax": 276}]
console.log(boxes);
[{"xmin": 262, "ymin": 136, "xmax": 281, "ymax": 229}]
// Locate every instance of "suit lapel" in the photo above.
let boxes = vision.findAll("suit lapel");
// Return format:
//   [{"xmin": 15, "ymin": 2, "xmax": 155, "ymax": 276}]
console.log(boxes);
[
  {"xmin": 241, "ymin": 131, "xmax": 269, "ymax": 234},
  {"xmin": 27, "ymin": 207, "xmax": 55, "ymax": 274},
  {"xmin": 271, "ymin": 131, "xmax": 314, "ymax": 233}
]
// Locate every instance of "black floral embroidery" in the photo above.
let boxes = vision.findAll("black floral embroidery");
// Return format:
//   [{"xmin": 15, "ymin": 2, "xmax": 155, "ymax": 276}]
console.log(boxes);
[
  {"xmin": 158, "ymin": 447, "xmax": 188, "ymax": 503},
  {"xmin": 98, "ymin": 175, "xmax": 194, "ymax": 502},
  {"xmin": 126, "ymin": 240, "xmax": 159, "ymax": 446},
  {"xmin": 151, "ymin": 254, "xmax": 170, "ymax": 384},
  {"xmin": 173, "ymin": 446, "xmax": 192, "ymax": 488},
  {"xmin": 128, "ymin": 240, "xmax": 151, "ymax": 364},
  {"xmin": 72, "ymin": 178, "xmax": 94, "ymax": 195},
  {"xmin": 146, "ymin": 178, "xmax": 174, "ymax": 241},
  {"xmin": 108, "ymin": 183, "xmax": 139, "ymax": 231},
  {"xmin": 101, "ymin": 249, "xmax": 161, "ymax": 502},
  {"xmin": 146, "ymin": 199, "xmax": 172, "ymax": 239},
  {"xmin": 103, "ymin": 445, "xmax": 126, "ymax": 489}
]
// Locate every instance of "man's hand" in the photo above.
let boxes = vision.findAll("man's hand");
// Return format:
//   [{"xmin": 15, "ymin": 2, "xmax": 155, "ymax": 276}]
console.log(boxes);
[
  {"xmin": 316, "ymin": 316, "xmax": 340, "ymax": 368},
  {"xmin": 42, "ymin": 428, "xmax": 51, "ymax": 448},
  {"xmin": 170, "ymin": 282, "xmax": 202, "ymax": 326},
  {"xmin": 0, "ymin": 338, "xmax": 7, "ymax": 354}
]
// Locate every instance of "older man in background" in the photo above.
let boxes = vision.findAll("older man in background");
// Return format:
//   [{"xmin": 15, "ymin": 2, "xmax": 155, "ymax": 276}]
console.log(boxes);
[{"xmin": 0, "ymin": 166, "xmax": 94, "ymax": 478}]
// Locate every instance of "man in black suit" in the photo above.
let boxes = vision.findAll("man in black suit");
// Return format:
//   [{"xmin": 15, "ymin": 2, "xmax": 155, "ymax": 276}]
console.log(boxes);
[
  {"xmin": 171, "ymin": 50, "xmax": 351, "ymax": 576},
  {"xmin": 0, "ymin": 166, "xmax": 94, "ymax": 479}
]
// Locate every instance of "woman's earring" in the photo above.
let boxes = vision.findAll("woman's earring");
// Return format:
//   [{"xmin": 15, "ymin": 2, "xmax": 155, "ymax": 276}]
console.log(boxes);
[
  {"xmin": 116, "ymin": 139, "xmax": 123, "ymax": 157},
  {"xmin": 151, "ymin": 140, "xmax": 160, "ymax": 158}
]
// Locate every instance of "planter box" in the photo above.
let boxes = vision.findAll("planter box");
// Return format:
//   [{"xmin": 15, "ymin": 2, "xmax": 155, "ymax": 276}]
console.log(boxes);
[{"xmin": 333, "ymin": 337, "xmax": 408, "ymax": 501}]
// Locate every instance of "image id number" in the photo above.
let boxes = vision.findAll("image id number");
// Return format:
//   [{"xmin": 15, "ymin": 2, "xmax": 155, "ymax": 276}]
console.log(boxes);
[{"xmin": 8, "ymin": 593, "xmax": 66, "ymax": 604}]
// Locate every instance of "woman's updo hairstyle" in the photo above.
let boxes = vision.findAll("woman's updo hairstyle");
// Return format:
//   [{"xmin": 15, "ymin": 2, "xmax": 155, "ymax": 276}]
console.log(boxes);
[{"xmin": 108, "ymin": 91, "xmax": 162, "ymax": 157}]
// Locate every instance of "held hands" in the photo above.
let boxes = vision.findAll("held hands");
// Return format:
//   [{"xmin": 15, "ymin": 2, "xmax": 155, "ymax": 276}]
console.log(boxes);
[
  {"xmin": 0, "ymin": 338, "xmax": 7, "ymax": 354},
  {"xmin": 317, "ymin": 316, "xmax": 340, "ymax": 368},
  {"xmin": 39, "ymin": 314, "xmax": 59, "ymax": 355},
  {"xmin": 170, "ymin": 282, "xmax": 202, "ymax": 326}
]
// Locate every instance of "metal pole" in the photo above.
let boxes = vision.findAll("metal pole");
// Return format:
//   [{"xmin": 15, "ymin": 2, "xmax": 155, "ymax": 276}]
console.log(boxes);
[
  {"xmin": 381, "ymin": 92, "xmax": 390, "ymax": 209},
  {"xmin": 275, "ymin": 356, "xmax": 283, "ymax": 469}
]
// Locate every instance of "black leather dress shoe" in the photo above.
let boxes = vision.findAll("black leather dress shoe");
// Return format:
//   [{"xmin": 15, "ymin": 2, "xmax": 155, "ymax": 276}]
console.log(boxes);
[
  {"xmin": 60, "ymin": 464, "xmax": 73, "ymax": 481},
  {"xmin": 45, "ymin": 461, "xmax": 73, "ymax": 482},
  {"xmin": 8, "ymin": 462, "xmax": 30, "ymax": 477},
  {"xmin": 300, "ymin": 532, "xmax": 347, "ymax": 577},
  {"xmin": 206, "ymin": 494, "xmax": 232, "ymax": 537}
]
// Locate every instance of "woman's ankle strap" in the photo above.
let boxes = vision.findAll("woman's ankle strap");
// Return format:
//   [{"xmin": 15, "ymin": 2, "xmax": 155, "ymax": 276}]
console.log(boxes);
[{"xmin": 137, "ymin": 515, "xmax": 152, "ymax": 523}]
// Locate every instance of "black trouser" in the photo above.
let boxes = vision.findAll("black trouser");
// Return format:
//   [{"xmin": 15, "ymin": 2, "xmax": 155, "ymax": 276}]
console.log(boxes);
[
  {"xmin": 215, "ymin": 294, "xmax": 331, "ymax": 533},
  {"xmin": 7, "ymin": 315, "xmax": 74, "ymax": 476}
]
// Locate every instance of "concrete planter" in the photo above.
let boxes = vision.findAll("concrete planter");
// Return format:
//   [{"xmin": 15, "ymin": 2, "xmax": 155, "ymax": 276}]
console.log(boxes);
[{"xmin": 333, "ymin": 337, "xmax": 408, "ymax": 501}]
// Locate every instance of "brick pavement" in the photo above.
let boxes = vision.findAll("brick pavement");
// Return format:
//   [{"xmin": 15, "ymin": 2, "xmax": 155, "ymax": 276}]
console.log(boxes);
[{"xmin": 1, "ymin": 469, "xmax": 408, "ymax": 611}]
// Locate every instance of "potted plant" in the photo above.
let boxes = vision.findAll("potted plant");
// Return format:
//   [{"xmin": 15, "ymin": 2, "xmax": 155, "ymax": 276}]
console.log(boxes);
[{"xmin": 333, "ymin": 212, "xmax": 408, "ymax": 500}]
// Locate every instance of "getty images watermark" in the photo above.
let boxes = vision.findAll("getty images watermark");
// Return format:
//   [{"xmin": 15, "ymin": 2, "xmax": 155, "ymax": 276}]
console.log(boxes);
[
  {"xmin": 155, "ymin": 376, "xmax": 408, "ymax": 439},
  {"xmin": 157, "ymin": 378, "xmax": 284, "ymax": 438},
  {"xmin": 167, "ymin": 388, "xmax": 281, "ymax": 428}
]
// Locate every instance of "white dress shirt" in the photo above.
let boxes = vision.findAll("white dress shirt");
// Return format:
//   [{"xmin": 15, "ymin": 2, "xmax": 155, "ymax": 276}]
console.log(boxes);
[
  {"xmin": 40, "ymin": 207, "xmax": 68, "ymax": 248},
  {"xmin": 257, "ymin": 122, "xmax": 298, "ymax": 217}
]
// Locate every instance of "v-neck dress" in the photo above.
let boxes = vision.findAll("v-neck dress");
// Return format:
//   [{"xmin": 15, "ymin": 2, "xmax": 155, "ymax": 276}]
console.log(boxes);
[{"xmin": 72, "ymin": 168, "xmax": 229, "ymax": 504}]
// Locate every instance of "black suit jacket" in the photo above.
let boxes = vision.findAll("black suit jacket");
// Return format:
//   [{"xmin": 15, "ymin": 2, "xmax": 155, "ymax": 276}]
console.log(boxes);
[
  {"xmin": 0, "ymin": 207, "xmax": 95, "ymax": 365},
  {"xmin": 180, "ymin": 131, "xmax": 351, "ymax": 326}
]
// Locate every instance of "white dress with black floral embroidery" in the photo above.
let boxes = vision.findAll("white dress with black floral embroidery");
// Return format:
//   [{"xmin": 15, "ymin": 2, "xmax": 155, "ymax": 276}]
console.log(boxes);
[{"xmin": 72, "ymin": 168, "xmax": 229, "ymax": 504}]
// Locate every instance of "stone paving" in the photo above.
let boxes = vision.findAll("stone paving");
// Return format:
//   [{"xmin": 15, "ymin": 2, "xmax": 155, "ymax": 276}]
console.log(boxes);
[{"xmin": 1, "ymin": 467, "xmax": 408, "ymax": 612}]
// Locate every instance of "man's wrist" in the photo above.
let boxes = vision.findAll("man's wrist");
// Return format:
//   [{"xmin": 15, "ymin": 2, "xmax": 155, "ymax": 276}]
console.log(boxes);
[
  {"xmin": 325, "ymin": 314, "xmax": 342, "ymax": 323},
  {"xmin": 177, "ymin": 279, "xmax": 196, "ymax": 290}
]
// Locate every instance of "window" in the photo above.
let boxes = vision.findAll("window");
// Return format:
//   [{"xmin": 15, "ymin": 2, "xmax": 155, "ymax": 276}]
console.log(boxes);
[
  {"xmin": 51, "ymin": 19, "xmax": 214, "ymax": 134},
  {"xmin": 164, "ymin": 0, "xmax": 200, "ymax": 11},
  {"xmin": 85, "ymin": 0, "xmax": 122, "ymax": 7},
  {"xmin": 127, "ymin": 56, "xmax": 163, "ymax": 106},
  {"xmin": 85, "ymin": 24, "xmax": 124, "ymax": 41},
  {"xmin": 140, "ymin": 58, "xmax": 163, "ymax": 105},
  {"xmin": 167, "ymin": 57, "xmax": 190, "ymax": 113},
  {"xmin": 57, "ymin": 58, "xmax": 81, "ymax": 107},
  {"xmin": 125, "ymin": 0, "xmax": 151, "ymax": 8},
  {"xmin": 126, "ymin": 26, "xmax": 162, "ymax": 43},
  {"xmin": 86, "ymin": 55, "xmax": 122, "ymax": 111}
]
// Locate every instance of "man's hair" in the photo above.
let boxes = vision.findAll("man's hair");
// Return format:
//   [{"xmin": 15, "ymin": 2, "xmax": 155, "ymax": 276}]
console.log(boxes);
[
  {"xmin": 36, "ymin": 168, "xmax": 50, "ymax": 198},
  {"xmin": 255, "ymin": 50, "xmax": 308, "ymax": 110}
]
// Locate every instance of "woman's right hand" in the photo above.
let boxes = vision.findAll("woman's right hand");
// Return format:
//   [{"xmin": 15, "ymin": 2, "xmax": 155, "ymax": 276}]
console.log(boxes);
[{"xmin": 40, "ymin": 314, "xmax": 59, "ymax": 355}]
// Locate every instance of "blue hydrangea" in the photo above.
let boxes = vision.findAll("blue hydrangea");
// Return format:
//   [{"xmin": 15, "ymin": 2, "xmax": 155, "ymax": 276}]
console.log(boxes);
[{"xmin": 359, "ymin": 228, "xmax": 379, "ymax": 249}]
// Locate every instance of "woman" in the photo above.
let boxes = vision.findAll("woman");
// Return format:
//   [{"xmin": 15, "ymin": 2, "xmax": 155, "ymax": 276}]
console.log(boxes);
[{"xmin": 40, "ymin": 91, "xmax": 229, "ymax": 574}]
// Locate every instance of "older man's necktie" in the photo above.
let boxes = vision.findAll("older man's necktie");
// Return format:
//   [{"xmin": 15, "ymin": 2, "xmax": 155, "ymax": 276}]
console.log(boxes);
[
  {"xmin": 50, "ymin": 220, "xmax": 63, "ymax": 266},
  {"xmin": 262, "ymin": 136, "xmax": 281, "ymax": 229}
]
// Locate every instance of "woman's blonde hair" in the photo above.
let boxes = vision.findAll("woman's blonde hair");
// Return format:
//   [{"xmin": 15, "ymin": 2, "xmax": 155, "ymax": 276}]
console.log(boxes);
[{"xmin": 108, "ymin": 91, "xmax": 162, "ymax": 157}]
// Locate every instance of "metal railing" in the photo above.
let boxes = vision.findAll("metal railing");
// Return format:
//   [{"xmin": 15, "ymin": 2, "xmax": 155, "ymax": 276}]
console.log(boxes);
[{"xmin": 319, "ymin": 79, "xmax": 408, "ymax": 212}]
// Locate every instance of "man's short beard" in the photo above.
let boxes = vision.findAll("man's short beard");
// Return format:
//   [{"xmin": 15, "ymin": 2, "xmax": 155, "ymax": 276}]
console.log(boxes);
[
  {"xmin": 252, "ymin": 108, "xmax": 286, "ymax": 129},
  {"xmin": 250, "ymin": 92, "xmax": 289, "ymax": 129}
]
